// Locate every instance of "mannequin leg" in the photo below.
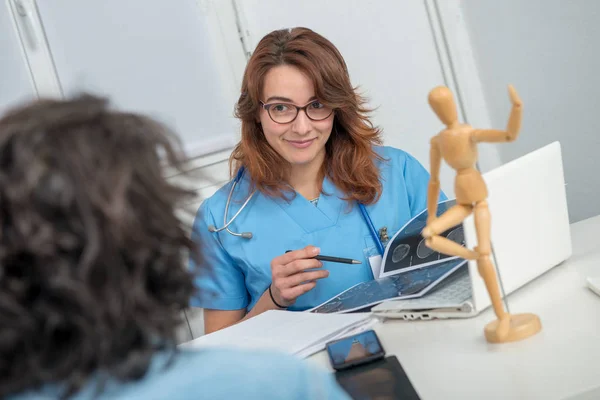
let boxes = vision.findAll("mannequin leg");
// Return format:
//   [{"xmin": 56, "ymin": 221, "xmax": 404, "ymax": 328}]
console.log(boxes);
[
  {"xmin": 422, "ymin": 204, "xmax": 478, "ymax": 259},
  {"xmin": 474, "ymin": 201, "xmax": 510, "ymax": 339}
]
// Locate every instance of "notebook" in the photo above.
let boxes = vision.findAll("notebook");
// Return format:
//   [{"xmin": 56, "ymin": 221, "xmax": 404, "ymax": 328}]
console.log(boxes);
[{"xmin": 179, "ymin": 310, "xmax": 378, "ymax": 358}]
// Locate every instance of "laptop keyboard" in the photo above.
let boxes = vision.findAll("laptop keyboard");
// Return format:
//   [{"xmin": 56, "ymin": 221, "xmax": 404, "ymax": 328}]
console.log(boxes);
[{"xmin": 376, "ymin": 267, "xmax": 473, "ymax": 311}]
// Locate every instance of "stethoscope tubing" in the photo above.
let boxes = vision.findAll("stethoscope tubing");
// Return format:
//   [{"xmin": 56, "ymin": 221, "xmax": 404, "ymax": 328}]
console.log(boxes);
[{"xmin": 209, "ymin": 166, "xmax": 385, "ymax": 255}]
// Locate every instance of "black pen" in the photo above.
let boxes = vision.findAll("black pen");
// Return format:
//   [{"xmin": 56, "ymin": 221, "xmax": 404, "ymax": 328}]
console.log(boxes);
[{"xmin": 285, "ymin": 250, "xmax": 361, "ymax": 265}]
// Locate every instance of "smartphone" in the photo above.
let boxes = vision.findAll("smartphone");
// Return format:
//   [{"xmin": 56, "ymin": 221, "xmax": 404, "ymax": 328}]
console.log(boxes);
[{"xmin": 326, "ymin": 329, "xmax": 385, "ymax": 371}]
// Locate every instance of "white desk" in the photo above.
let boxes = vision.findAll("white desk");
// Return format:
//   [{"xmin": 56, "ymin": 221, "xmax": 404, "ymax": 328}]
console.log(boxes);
[{"xmin": 309, "ymin": 215, "xmax": 600, "ymax": 400}]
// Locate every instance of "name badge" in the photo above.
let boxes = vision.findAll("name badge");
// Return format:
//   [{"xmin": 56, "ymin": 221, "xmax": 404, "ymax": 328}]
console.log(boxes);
[{"xmin": 368, "ymin": 255, "xmax": 383, "ymax": 279}]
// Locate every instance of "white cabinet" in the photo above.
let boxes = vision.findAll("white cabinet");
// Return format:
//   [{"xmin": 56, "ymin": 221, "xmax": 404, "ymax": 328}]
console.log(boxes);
[{"xmin": 3, "ymin": 0, "xmax": 245, "ymax": 159}]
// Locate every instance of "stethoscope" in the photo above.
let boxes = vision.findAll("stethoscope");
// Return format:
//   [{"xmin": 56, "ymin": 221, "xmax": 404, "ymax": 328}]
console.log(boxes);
[{"xmin": 208, "ymin": 166, "xmax": 387, "ymax": 255}]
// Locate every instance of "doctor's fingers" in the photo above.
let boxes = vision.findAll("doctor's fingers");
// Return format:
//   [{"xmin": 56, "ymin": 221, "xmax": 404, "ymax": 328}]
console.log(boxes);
[
  {"xmin": 275, "ymin": 246, "xmax": 320, "ymax": 266},
  {"xmin": 278, "ymin": 269, "xmax": 330, "ymax": 289},
  {"xmin": 278, "ymin": 258, "xmax": 323, "ymax": 277},
  {"xmin": 271, "ymin": 257, "xmax": 322, "ymax": 278},
  {"xmin": 279, "ymin": 281, "xmax": 318, "ymax": 303}
]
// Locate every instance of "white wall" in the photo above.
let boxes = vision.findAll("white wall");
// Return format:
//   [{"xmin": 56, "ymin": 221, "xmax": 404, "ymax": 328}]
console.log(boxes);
[{"xmin": 459, "ymin": 0, "xmax": 600, "ymax": 223}]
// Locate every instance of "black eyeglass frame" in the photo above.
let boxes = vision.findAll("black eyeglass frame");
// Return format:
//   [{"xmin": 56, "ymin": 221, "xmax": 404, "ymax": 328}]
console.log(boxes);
[{"xmin": 259, "ymin": 100, "xmax": 334, "ymax": 124}]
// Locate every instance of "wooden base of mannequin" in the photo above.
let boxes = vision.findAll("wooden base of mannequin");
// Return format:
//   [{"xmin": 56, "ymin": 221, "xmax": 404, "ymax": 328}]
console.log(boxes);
[{"xmin": 484, "ymin": 313, "xmax": 542, "ymax": 343}]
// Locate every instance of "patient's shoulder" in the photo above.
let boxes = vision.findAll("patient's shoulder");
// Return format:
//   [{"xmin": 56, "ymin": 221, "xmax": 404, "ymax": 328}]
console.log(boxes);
[
  {"xmin": 7, "ymin": 348, "xmax": 349, "ymax": 400},
  {"xmin": 177, "ymin": 348, "xmax": 348, "ymax": 399},
  {"xmin": 105, "ymin": 348, "xmax": 350, "ymax": 400}
]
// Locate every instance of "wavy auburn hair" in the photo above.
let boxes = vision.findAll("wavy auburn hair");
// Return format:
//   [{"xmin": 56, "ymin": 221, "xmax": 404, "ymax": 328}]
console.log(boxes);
[
  {"xmin": 231, "ymin": 27, "xmax": 384, "ymax": 204},
  {"xmin": 0, "ymin": 94, "xmax": 199, "ymax": 398}
]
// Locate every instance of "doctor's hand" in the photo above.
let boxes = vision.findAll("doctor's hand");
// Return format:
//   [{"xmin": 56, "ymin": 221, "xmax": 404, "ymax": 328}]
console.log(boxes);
[{"xmin": 269, "ymin": 246, "xmax": 329, "ymax": 308}]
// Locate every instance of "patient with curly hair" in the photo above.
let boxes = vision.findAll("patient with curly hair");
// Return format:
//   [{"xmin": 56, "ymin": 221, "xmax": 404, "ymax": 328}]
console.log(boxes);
[{"xmin": 0, "ymin": 95, "xmax": 350, "ymax": 400}]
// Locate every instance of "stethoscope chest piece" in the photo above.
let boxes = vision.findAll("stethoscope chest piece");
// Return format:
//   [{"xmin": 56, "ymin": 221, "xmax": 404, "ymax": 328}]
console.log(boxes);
[{"xmin": 206, "ymin": 167, "xmax": 255, "ymax": 239}]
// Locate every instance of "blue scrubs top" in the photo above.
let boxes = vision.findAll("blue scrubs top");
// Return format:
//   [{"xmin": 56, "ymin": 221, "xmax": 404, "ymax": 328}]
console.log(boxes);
[
  {"xmin": 8, "ymin": 348, "xmax": 350, "ymax": 399},
  {"xmin": 190, "ymin": 146, "xmax": 446, "ymax": 311}
]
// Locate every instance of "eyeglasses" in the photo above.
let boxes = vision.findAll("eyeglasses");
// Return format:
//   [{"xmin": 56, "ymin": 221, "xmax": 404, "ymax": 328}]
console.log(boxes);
[{"xmin": 259, "ymin": 100, "xmax": 334, "ymax": 124}]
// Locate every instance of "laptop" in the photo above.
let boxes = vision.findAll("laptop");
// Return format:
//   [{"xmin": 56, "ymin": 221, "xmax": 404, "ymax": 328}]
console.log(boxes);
[{"xmin": 372, "ymin": 141, "xmax": 572, "ymax": 320}]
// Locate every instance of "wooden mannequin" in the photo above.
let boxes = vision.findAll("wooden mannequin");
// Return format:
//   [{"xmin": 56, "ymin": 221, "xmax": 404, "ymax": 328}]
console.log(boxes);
[{"xmin": 421, "ymin": 85, "xmax": 542, "ymax": 343}]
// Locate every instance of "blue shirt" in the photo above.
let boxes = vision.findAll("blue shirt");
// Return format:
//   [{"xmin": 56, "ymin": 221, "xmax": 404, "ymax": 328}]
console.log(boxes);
[
  {"xmin": 8, "ymin": 348, "xmax": 350, "ymax": 399},
  {"xmin": 191, "ymin": 146, "xmax": 445, "ymax": 311}
]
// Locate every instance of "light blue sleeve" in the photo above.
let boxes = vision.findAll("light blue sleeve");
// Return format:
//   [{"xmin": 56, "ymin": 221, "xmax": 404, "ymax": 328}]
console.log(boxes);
[
  {"xmin": 189, "ymin": 199, "xmax": 249, "ymax": 310},
  {"xmin": 43, "ymin": 349, "xmax": 353, "ymax": 400},
  {"xmin": 401, "ymin": 151, "xmax": 448, "ymax": 217},
  {"xmin": 189, "ymin": 349, "xmax": 353, "ymax": 400},
  {"xmin": 291, "ymin": 360, "xmax": 352, "ymax": 400}
]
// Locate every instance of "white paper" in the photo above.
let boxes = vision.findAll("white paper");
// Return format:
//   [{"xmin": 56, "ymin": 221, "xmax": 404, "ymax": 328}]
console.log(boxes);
[
  {"xmin": 295, "ymin": 316, "xmax": 381, "ymax": 358},
  {"xmin": 180, "ymin": 310, "xmax": 374, "ymax": 358}
]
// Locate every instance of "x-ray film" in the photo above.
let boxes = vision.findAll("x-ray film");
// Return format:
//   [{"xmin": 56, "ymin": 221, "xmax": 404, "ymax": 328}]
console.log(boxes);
[
  {"xmin": 309, "ymin": 199, "xmax": 469, "ymax": 314},
  {"xmin": 379, "ymin": 199, "xmax": 465, "ymax": 278},
  {"xmin": 309, "ymin": 258, "xmax": 467, "ymax": 314}
]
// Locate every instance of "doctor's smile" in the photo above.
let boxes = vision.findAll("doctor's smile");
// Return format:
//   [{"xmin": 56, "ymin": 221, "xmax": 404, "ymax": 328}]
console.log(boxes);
[{"xmin": 285, "ymin": 137, "xmax": 318, "ymax": 148}]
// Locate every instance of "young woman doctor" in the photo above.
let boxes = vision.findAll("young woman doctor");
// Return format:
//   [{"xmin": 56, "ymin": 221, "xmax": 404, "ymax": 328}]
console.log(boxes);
[{"xmin": 191, "ymin": 27, "xmax": 445, "ymax": 333}]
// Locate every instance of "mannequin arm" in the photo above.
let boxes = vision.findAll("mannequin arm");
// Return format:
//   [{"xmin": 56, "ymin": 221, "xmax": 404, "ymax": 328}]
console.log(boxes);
[
  {"xmin": 472, "ymin": 84, "xmax": 522, "ymax": 143},
  {"xmin": 426, "ymin": 137, "xmax": 442, "ymax": 223}
]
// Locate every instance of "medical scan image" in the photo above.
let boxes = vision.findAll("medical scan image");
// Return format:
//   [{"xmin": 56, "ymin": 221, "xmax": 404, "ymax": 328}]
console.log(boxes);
[
  {"xmin": 381, "ymin": 199, "xmax": 466, "ymax": 276},
  {"xmin": 310, "ymin": 258, "xmax": 467, "ymax": 313}
]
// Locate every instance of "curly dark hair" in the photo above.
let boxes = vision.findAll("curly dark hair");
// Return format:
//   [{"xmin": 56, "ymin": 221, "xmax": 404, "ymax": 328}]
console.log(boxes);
[{"xmin": 0, "ymin": 94, "xmax": 199, "ymax": 398}]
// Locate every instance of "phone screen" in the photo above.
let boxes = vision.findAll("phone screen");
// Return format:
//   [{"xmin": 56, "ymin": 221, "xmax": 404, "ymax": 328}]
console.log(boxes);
[{"xmin": 326, "ymin": 330, "xmax": 385, "ymax": 370}]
